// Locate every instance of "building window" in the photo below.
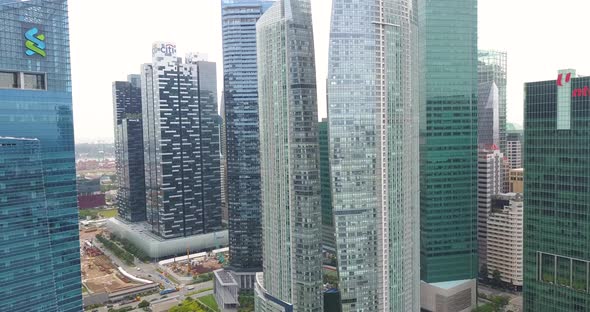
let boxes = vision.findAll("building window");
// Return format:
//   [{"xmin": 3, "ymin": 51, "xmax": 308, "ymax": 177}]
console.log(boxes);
[
  {"xmin": 23, "ymin": 73, "xmax": 46, "ymax": 90},
  {"xmin": 0, "ymin": 71, "xmax": 19, "ymax": 89}
]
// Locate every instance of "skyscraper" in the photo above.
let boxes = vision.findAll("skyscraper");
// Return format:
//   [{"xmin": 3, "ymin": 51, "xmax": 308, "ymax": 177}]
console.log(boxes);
[
  {"xmin": 327, "ymin": 0, "xmax": 420, "ymax": 310},
  {"xmin": 141, "ymin": 43, "xmax": 222, "ymax": 239},
  {"xmin": 0, "ymin": 1, "xmax": 82, "ymax": 310},
  {"xmin": 419, "ymin": 0, "xmax": 478, "ymax": 310},
  {"xmin": 478, "ymin": 50, "xmax": 507, "ymax": 151},
  {"xmin": 254, "ymin": 0, "xmax": 323, "ymax": 310},
  {"xmin": 476, "ymin": 146, "xmax": 505, "ymax": 271},
  {"xmin": 113, "ymin": 75, "xmax": 146, "ymax": 222},
  {"xmin": 523, "ymin": 69, "xmax": 590, "ymax": 311},
  {"xmin": 0, "ymin": 138, "xmax": 59, "ymax": 312},
  {"xmin": 221, "ymin": 0, "xmax": 275, "ymax": 283}
]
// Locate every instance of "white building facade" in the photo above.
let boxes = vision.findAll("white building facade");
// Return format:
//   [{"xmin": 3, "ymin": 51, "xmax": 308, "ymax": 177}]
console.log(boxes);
[
  {"xmin": 477, "ymin": 146, "xmax": 506, "ymax": 270},
  {"xmin": 487, "ymin": 193, "xmax": 523, "ymax": 288}
]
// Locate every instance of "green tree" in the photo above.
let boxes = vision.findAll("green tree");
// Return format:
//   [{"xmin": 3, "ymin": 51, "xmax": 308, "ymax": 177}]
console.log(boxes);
[
  {"xmin": 169, "ymin": 297, "xmax": 206, "ymax": 312},
  {"xmin": 491, "ymin": 296, "xmax": 509, "ymax": 310},
  {"xmin": 491, "ymin": 269, "xmax": 502, "ymax": 287},
  {"xmin": 238, "ymin": 290, "xmax": 254, "ymax": 312},
  {"xmin": 138, "ymin": 300, "xmax": 150, "ymax": 308},
  {"xmin": 480, "ymin": 264, "xmax": 489, "ymax": 282}
]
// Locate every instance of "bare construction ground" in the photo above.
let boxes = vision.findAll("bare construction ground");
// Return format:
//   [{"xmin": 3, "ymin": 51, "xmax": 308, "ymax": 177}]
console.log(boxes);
[{"xmin": 80, "ymin": 228, "xmax": 139, "ymax": 294}]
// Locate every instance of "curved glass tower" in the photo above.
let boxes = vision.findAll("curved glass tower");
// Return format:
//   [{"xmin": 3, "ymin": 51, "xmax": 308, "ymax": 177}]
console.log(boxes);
[
  {"xmin": 327, "ymin": 0, "xmax": 420, "ymax": 311},
  {"xmin": 254, "ymin": 0, "xmax": 323, "ymax": 311}
]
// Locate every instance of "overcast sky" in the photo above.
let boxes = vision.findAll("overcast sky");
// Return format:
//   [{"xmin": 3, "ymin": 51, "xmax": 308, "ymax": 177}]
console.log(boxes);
[{"xmin": 69, "ymin": 0, "xmax": 590, "ymax": 143}]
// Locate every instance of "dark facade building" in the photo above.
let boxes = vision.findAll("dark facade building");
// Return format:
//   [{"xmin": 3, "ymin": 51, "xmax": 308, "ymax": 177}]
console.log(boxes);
[
  {"xmin": 221, "ymin": 0, "xmax": 274, "ymax": 275},
  {"xmin": 523, "ymin": 69, "xmax": 590, "ymax": 311},
  {"xmin": 141, "ymin": 44, "xmax": 221, "ymax": 239},
  {"xmin": 113, "ymin": 75, "xmax": 146, "ymax": 222},
  {"xmin": 419, "ymin": 0, "xmax": 479, "ymax": 310},
  {"xmin": 0, "ymin": 1, "xmax": 82, "ymax": 311}
]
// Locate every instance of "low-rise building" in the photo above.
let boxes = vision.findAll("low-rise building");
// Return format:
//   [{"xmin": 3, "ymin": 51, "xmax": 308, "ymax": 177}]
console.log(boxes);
[{"xmin": 214, "ymin": 269, "xmax": 239, "ymax": 312}]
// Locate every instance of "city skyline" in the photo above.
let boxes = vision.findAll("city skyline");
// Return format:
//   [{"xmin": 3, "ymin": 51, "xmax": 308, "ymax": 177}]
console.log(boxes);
[{"xmin": 68, "ymin": 0, "xmax": 590, "ymax": 142}]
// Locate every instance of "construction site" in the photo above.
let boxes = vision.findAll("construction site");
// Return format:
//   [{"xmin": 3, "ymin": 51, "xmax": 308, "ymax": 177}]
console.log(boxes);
[
  {"xmin": 80, "ymin": 228, "xmax": 140, "ymax": 294},
  {"xmin": 160, "ymin": 247, "xmax": 229, "ymax": 278}
]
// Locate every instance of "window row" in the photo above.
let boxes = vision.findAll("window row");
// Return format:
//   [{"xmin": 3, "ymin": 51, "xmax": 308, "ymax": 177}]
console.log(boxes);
[{"xmin": 0, "ymin": 71, "xmax": 46, "ymax": 90}]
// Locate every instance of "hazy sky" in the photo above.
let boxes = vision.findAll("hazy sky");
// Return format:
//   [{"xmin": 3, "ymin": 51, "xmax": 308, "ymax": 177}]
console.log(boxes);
[{"xmin": 70, "ymin": 0, "xmax": 590, "ymax": 143}]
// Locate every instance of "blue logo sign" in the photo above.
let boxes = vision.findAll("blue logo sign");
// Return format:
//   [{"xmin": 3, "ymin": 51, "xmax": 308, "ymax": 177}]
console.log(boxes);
[{"xmin": 25, "ymin": 27, "xmax": 46, "ymax": 57}]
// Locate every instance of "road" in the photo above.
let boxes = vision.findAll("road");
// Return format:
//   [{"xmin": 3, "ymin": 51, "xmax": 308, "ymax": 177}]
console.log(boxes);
[
  {"xmin": 91, "ymin": 281, "xmax": 213, "ymax": 312},
  {"xmin": 478, "ymin": 284, "xmax": 522, "ymax": 311},
  {"xmin": 88, "ymin": 236, "xmax": 215, "ymax": 311}
]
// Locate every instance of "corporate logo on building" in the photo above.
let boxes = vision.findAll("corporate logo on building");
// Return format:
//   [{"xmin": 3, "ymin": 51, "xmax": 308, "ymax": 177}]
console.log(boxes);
[
  {"xmin": 25, "ymin": 27, "xmax": 46, "ymax": 57},
  {"xmin": 556, "ymin": 70, "xmax": 590, "ymax": 97},
  {"xmin": 152, "ymin": 42, "xmax": 177, "ymax": 57},
  {"xmin": 556, "ymin": 72, "xmax": 572, "ymax": 87}
]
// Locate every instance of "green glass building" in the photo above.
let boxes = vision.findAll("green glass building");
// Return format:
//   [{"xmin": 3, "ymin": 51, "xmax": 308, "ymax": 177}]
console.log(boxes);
[
  {"xmin": 523, "ymin": 69, "xmax": 590, "ymax": 311},
  {"xmin": 419, "ymin": 0, "xmax": 479, "ymax": 282},
  {"xmin": 419, "ymin": 0, "xmax": 478, "ymax": 310}
]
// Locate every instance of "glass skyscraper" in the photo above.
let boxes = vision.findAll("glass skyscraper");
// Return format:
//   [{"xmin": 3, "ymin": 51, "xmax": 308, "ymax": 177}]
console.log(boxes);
[
  {"xmin": 141, "ymin": 44, "xmax": 222, "ymax": 239},
  {"xmin": 0, "ymin": 1, "xmax": 82, "ymax": 311},
  {"xmin": 420, "ymin": 0, "xmax": 479, "ymax": 281},
  {"xmin": 327, "ymin": 0, "xmax": 420, "ymax": 310},
  {"xmin": 523, "ymin": 69, "xmax": 590, "ymax": 311},
  {"xmin": 419, "ymin": 0, "xmax": 478, "ymax": 310},
  {"xmin": 113, "ymin": 75, "xmax": 146, "ymax": 222},
  {"xmin": 221, "ymin": 0, "xmax": 275, "ymax": 277},
  {"xmin": 0, "ymin": 138, "xmax": 59, "ymax": 311},
  {"xmin": 254, "ymin": 0, "xmax": 323, "ymax": 311},
  {"xmin": 478, "ymin": 50, "xmax": 507, "ymax": 151}
]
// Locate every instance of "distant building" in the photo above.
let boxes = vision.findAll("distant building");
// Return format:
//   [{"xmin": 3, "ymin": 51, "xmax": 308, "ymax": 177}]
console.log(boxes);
[
  {"xmin": 254, "ymin": 0, "xmax": 323, "ymax": 310},
  {"xmin": 0, "ymin": 1, "xmax": 82, "ymax": 310},
  {"xmin": 318, "ymin": 119, "xmax": 335, "ymax": 254},
  {"xmin": 78, "ymin": 194, "xmax": 107, "ymax": 210},
  {"xmin": 508, "ymin": 168, "xmax": 524, "ymax": 193},
  {"xmin": 487, "ymin": 193, "xmax": 523, "ymax": 288},
  {"xmin": 506, "ymin": 130, "xmax": 523, "ymax": 169},
  {"xmin": 77, "ymin": 176, "xmax": 102, "ymax": 194},
  {"xmin": 113, "ymin": 75, "xmax": 146, "ymax": 222},
  {"xmin": 141, "ymin": 43, "xmax": 222, "ymax": 239},
  {"xmin": 478, "ymin": 50, "xmax": 507, "ymax": 151},
  {"xmin": 0, "ymin": 138, "xmax": 59, "ymax": 311},
  {"xmin": 477, "ymin": 146, "xmax": 506, "ymax": 271},
  {"xmin": 217, "ymin": 112, "xmax": 228, "ymax": 225},
  {"xmin": 523, "ymin": 69, "xmax": 590, "ymax": 310}
]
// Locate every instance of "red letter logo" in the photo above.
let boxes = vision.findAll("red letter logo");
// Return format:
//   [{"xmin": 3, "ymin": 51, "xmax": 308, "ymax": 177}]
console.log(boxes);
[{"xmin": 557, "ymin": 73, "xmax": 572, "ymax": 86}]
